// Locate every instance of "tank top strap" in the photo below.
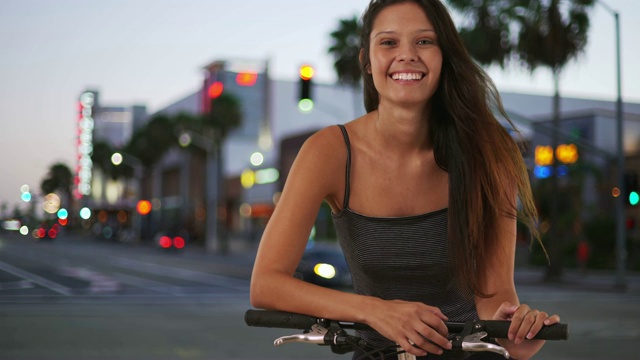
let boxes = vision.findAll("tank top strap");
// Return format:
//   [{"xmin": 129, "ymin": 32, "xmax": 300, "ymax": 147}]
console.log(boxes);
[{"xmin": 336, "ymin": 124, "xmax": 352, "ymax": 209}]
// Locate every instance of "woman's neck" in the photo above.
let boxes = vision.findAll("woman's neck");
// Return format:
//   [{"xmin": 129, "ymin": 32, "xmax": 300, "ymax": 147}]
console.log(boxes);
[{"xmin": 372, "ymin": 102, "xmax": 432, "ymax": 152}]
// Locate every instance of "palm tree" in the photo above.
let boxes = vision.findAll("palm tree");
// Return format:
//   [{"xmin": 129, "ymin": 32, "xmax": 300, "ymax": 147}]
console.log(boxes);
[
  {"xmin": 91, "ymin": 140, "xmax": 120, "ymax": 178},
  {"xmin": 125, "ymin": 113, "xmax": 177, "ymax": 167},
  {"xmin": 446, "ymin": 0, "xmax": 515, "ymax": 67},
  {"xmin": 328, "ymin": 16, "xmax": 362, "ymax": 117},
  {"xmin": 202, "ymin": 93, "xmax": 243, "ymax": 140},
  {"xmin": 40, "ymin": 163, "xmax": 73, "ymax": 211},
  {"xmin": 446, "ymin": 0, "xmax": 595, "ymax": 280}
]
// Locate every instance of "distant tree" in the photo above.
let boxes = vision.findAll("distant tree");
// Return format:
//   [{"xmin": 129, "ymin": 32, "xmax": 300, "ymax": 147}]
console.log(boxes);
[
  {"xmin": 328, "ymin": 16, "xmax": 363, "ymax": 117},
  {"xmin": 119, "ymin": 102, "xmax": 241, "ymax": 251},
  {"xmin": 91, "ymin": 140, "xmax": 120, "ymax": 178},
  {"xmin": 40, "ymin": 163, "xmax": 73, "ymax": 210},
  {"xmin": 125, "ymin": 113, "xmax": 176, "ymax": 167},
  {"xmin": 203, "ymin": 93, "xmax": 243, "ymax": 141}
]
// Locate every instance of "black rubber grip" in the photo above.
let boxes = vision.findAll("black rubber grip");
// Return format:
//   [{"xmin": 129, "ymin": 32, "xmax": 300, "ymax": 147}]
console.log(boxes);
[
  {"xmin": 483, "ymin": 321, "xmax": 569, "ymax": 340},
  {"xmin": 245, "ymin": 309, "xmax": 319, "ymax": 330}
]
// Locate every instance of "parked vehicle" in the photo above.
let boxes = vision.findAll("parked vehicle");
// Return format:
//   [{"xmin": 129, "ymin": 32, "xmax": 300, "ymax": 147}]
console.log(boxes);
[
  {"xmin": 153, "ymin": 229, "xmax": 189, "ymax": 252},
  {"xmin": 294, "ymin": 242, "xmax": 352, "ymax": 288},
  {"xmin": 34, "ymin": 222, "xmax": 60, "ymax": 240}
]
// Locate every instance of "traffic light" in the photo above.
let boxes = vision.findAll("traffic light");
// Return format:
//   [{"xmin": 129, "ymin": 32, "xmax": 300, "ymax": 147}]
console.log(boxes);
[
  {"xmin": 298, "ymin": 64, "xmax": 314, "ymax": 112},
  {"xmin": 208, "ymin": 81, "xmax": 224, "ymax": 99},
  {"xmin": 136, "ymin": 200, "xmax": 152, "ymax": 215},
  {"xmin": 624, "ymin": 171, "xmax": 639, "ymax": 206}
]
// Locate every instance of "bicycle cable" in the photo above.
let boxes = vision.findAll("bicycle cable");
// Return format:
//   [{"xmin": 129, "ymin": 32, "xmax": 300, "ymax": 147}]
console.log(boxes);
[{"xmin": 353, "ymin": 342, "xmax": 407, "ymax": 360}]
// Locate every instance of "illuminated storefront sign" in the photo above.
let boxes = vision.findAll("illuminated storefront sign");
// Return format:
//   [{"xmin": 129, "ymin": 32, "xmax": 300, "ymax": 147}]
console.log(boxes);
[{"xmin": 75, "ymin": 91, "xmax": 95, "ymax": 198}]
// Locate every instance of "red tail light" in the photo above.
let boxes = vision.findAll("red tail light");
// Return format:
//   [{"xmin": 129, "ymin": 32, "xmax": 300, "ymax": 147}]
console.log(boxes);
[
  {"xmin": 173, "ymin": 236, "xmax": 185, "ymax": 249},
  {"xmin": 159, "ymin": 236, "xmax": 172, "ymax": 248}
]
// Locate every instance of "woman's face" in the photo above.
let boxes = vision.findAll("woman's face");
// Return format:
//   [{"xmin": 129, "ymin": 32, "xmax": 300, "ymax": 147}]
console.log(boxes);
[{"xmin": 367, "ymin": 1, "xmax": 443, "ymax": 109}]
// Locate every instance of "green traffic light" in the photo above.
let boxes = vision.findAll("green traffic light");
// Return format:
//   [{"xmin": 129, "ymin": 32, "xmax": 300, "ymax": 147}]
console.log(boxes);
[
  {"xmin": 630, "ymin": 191, "xmax": 640, "ymax": 206},
  {"xmin": 298, "ymin": 98, "xmax": 314, "ymax": 113}
]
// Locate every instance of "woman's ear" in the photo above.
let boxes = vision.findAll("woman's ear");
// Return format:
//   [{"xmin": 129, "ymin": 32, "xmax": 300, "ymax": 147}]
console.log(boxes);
[{"xmin": 359, "ymin": 49, "xmax": 371, "ymax": 74}]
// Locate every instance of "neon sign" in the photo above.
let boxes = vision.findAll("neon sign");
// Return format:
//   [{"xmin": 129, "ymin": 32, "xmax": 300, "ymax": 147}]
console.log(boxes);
[{"xmin": 75, "ymin": 91, "xmax": 94, "ymax": 198}]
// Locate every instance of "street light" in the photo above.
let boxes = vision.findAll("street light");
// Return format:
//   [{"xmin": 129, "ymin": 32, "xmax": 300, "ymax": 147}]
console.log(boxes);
[{"xmin": 596, "ymin": 0, "xmax": 626, "ymax": 289}]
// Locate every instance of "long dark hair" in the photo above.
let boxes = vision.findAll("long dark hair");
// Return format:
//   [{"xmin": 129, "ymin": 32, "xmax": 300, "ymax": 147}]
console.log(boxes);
[{"xmin": 360, "ymin": 0, "xmax": 540, "ymax": 297}]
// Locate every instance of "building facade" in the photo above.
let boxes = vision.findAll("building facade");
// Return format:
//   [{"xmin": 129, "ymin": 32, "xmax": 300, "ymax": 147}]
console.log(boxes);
[{"xmin": 87, "ymin": 58, "xmax": 640, "ymax": 250}]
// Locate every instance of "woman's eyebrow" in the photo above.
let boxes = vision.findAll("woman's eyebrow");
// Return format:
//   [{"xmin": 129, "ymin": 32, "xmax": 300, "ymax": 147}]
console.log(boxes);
[{"xmin": 373, "ymin": 29, "xmax": 436, "ymax": 38}]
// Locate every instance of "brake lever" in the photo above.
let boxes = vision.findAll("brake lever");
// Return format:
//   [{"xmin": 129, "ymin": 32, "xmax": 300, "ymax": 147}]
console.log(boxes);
[
  {"xmin": 461, "ymin": 332, "xmax": 509, "ymax": 358},
  {"xmin": 274, "ymin": 324, "xmax": 329, "ymax": 346}
]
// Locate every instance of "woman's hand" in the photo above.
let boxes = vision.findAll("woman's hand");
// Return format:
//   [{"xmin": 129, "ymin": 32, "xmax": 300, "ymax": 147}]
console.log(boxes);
[
  {"xmin": 493, "ymin": 301, "xmax": 560, "ymax": 359},
  {"xmin": 369, "ymin": 299, "xmax": 453, "ymax": 357}
]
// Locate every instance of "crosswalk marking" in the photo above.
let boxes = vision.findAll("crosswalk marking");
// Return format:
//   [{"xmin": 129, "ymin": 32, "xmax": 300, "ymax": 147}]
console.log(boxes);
[
  {"xmin": 110, "ymin": 257, "xmax": 250, "ymax": 291},
  {"xmin": 0, "ymin": 260, "xmax": 72, "ymax": 295}
]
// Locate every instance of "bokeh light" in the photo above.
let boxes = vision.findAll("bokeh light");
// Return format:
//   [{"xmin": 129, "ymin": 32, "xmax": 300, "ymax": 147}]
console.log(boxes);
[
  {"xmin": 79, "ymin": 207, "xmax": 92, "ymax": 220},
  {"xmin": 111, "ymin": 152, "xmax": 123, "ymax": 166},
  {"xmin": 57, "ymin": 208, "xmax": 68, "ymax": 219},
  {"xmin": 42, "ymin": 193, "xmax": 61, "ymax": 214},
  {"xmin": 137, "ymin": 200, "xmax": 152, "ymax": 215},
  {"xmin": 250, "ymin": 152, "xmax": 264, "ymax": 166},
  {"xmin": 20, "ymin": 192, "xmax": 31, "ymax": 202}
]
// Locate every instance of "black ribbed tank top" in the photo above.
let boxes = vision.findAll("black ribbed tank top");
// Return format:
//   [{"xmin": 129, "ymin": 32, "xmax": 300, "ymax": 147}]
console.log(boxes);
[{"xmin": 331, "ymin": 124, "xmax": 489, "ymax": 359}]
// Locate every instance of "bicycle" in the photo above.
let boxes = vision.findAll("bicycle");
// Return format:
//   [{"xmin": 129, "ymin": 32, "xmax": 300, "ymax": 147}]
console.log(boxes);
[{"xmin": 245, "ymin": 309, "xmax": 569, "ymax": 359}]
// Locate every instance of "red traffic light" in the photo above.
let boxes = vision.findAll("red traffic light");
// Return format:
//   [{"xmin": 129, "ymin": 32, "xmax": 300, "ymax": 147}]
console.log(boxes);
[{"xmin": 208, "ymin": 81, "xmax": 224, "ymax": 99}]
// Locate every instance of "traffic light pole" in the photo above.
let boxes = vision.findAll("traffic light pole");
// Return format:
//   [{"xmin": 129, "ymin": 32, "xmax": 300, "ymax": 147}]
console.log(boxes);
[{"xmin": 597, "ymin": 0, "xmax": 626, "ymax": 289}]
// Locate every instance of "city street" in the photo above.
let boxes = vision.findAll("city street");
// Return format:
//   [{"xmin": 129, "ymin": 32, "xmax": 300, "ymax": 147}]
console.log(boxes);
[{"xmin": 0, "ymin": 231, "xmax": 638, "ymax": 359}]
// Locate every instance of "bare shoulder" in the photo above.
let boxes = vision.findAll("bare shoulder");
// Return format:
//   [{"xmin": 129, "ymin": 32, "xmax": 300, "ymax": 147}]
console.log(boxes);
[
  {"xmin": 296, "ymin": 125, "xmax": 348, "ymax": 168},
  {"xmin": 283, "ymin": 125, "xmax": 350, "ymax": 209}
]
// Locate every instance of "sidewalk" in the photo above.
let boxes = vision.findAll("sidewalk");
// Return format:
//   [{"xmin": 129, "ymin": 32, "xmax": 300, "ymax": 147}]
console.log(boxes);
[{"xmin": 515, "ymin": 266, "xmax": 640, "ymax": 295}]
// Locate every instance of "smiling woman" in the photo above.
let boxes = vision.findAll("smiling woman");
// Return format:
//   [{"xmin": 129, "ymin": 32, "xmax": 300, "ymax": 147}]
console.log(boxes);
[{"xmin": 250, "ymin": 0, "xmax": 562, "ymax": 359}]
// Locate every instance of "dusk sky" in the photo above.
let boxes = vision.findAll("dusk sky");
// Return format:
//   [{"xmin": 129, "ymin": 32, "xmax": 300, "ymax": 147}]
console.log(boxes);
[{"xmin": 1, "ymin": 0, "xmax": 639, "ymax": 213}]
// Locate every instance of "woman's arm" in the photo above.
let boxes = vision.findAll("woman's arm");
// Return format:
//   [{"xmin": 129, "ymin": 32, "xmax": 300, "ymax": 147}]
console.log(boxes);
[
  {"xmin": 250, "ymin": 127, "xmax": 371, "ymax": 319},
  {"xmin": 475, "ymin": 207, "xmax": 560, "ymax": 360}
]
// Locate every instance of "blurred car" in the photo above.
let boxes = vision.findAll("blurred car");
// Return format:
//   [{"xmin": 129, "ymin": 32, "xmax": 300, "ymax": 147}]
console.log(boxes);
[
  {"xmin": 153, "ymin": 230, "xmax": 189, "ymax": 252},
  {"xmin": 33, "ymin": 222, "xmax": 60, "ymax": 240},
  {"xmin": 294, "ymin": 243, "xmax": 352, "ymax": 288}
]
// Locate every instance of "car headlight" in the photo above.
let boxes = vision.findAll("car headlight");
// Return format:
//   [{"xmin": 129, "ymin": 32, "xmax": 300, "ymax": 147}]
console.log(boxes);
[{"xmin": 313, "ymin": 263, "xmax": 336, "ymax": 279}]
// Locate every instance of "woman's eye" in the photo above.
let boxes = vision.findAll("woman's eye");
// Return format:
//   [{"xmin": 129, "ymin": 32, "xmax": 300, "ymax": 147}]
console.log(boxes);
[
  {"xmin": 380, "ymin": 40, "xmax": 396, "ymax": 46},
  {"xmin": 417, "ymin": 39, "xmax": 434, "ymax": 45}
]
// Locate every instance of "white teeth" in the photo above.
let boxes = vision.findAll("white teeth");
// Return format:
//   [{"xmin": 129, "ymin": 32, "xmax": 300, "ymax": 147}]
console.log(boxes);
[{"xmin": 391, "ymin": 73, "xmax": 423, "ymax": 80}]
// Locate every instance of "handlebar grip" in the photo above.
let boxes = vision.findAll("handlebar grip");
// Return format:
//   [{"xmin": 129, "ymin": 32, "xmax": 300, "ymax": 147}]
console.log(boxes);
[
  {"xmin": 245, "ymin": 309, "xmax": 319, "ymax": 330},
  {"xmin": 483, "ymin": 321, "xmax": 569, "ymax": 340}
]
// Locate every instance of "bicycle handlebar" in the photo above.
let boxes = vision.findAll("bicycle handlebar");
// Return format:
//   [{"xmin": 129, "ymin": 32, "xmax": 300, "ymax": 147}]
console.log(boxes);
[
  {"xmin": 245, "ymin": 309, "xmax": 569, "ymax": 341},
  {"xmin": 246, "ymin": 309, "xmax": 568, "ymax": 359}
]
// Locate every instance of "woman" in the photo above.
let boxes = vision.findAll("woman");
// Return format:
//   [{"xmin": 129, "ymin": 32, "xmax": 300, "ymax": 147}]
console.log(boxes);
[{"xmin": 250, "ymin": 0, "xmax": 560, "ymax": 359}]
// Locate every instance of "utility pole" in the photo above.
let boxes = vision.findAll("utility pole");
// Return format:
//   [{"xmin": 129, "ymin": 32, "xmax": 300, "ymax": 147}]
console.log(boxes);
[
  {"xmin": 597, "ymin": 0, "xmax": 626, "ymax": 290},
  {"xmin": 177, "ymin": 131, "xmax": 220, "ymax": 253}
]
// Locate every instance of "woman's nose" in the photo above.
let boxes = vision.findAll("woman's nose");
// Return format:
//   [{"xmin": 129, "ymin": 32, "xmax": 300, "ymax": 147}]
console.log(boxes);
[{"xmin": 397, "ymin": 44, "xmax": 417, "ymax": 62}]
